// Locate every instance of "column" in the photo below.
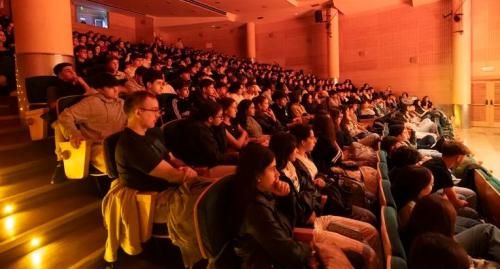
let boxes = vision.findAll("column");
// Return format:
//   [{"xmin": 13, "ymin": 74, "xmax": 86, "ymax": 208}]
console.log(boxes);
[
  {"xmin": 11, "ymin": 0, "xmax": 74, "ymax": 118},
  {"xmin": 451, "ymin": 0, "xmax": 471, "ymax": 128},
  {"xmin": 326, "ymin": 8, "xmax": 340, "ymax": 83},
  {"xmin": 246, "ymin": 22, "xmax": 256, "ymax": 62}
]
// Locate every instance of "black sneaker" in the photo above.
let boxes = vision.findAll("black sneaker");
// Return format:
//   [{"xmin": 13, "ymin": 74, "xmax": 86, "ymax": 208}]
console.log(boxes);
[{"xmin": 50, "ymin": 161, "xmax": 67, "ymax": 184}]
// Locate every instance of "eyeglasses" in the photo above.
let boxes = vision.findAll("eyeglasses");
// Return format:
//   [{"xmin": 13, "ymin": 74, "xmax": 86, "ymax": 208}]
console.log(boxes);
[{"xmin": 140, "ymin": 107, "xmax": 164, "ymax": 115}]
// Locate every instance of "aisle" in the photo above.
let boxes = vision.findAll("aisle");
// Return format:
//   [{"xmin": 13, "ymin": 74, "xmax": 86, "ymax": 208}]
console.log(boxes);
[{"xmin": 455, "ymin": 127, "xmax": 500, "ymax": 178}]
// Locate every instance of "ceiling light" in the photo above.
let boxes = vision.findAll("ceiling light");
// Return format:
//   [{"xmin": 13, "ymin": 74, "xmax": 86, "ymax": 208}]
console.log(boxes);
[{"xmin": 480, "ymin": 66, "xmax": 495, "ymax": 72}]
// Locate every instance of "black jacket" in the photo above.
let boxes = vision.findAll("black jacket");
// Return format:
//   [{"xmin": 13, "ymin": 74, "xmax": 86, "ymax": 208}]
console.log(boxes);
[
  {"xmin": 311, "ymin": 136, "xmax": 342, "ymax": 175},
  {"xmin": 277, "ymin": 162, "xmax": 322, "ymax": 227},
  {"xmin": 178, "ymin": 120, "xmax": 235, "ymax": 167},
  {"xmin": 236, "ymin": 192, "xmax": 312, "ymax": 269}
]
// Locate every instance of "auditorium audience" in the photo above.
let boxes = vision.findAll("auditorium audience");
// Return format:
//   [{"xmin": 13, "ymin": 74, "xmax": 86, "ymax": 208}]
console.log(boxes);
[{"xmin": 5, "ymin": 25, "xmax": 497, "ymax": 268}]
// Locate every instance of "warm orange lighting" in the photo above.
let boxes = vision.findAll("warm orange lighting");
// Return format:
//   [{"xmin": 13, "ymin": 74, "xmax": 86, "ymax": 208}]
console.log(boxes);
[
  {"xmin": 31, "ymin": 237, "xmax": 41, "ymax": 247},
  {"xmin": 31, "ymin": 249, "xmax": 45, "ymax": 267},
  {"xmin": 5, "ymin": 216, "xmax": 15, "ymax": 235},
  {"xmin": 3, "ymin": 204, "xmax": 14, "ymax": 214}
]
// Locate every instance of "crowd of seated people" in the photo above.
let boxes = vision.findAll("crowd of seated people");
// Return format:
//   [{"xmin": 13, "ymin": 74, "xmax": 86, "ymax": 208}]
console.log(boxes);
[
  {"xmin": 0, "ymin": 16, "xmax": 15, "ymax": 96},
  {"xmin": 3, "ymin": 26, "xmax": 495, "ymax": 268}
]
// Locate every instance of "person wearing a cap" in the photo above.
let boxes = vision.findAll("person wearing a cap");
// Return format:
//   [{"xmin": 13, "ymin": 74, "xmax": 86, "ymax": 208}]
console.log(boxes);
[{"xmin": 56, "ymin": 73, "xmax": 127, "ymax": 178}]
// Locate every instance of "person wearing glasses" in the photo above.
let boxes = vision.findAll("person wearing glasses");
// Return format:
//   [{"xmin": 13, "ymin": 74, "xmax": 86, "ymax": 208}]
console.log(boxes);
[
  {"xmin": 57, "ymin": 72, "xmax": 127, "ymax": 176},
  {"xmin": 114, "ymin": 91, "xmax": 210, "ymax": 267}
]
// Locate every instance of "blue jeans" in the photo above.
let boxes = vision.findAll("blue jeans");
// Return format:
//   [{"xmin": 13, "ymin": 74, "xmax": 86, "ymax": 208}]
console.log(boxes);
[{"xmin": 454, "ymin": 223, "xmax": 500, "ymax": 262}]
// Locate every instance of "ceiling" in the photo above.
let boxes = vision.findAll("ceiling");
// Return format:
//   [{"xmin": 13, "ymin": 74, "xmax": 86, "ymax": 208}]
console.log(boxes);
[{"xmin": 82, "ymin": 0, "xmax": 442, "ymax": 27}]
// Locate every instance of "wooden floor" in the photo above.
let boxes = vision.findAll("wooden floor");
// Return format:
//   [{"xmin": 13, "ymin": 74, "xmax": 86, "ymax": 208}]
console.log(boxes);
[{"xmin": 456, "ymin": 127, "xmax": 500, "ymax": 178}]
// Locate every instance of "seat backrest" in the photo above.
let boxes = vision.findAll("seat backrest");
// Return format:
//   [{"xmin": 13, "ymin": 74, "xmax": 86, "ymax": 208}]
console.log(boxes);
[
  {"xmin": 25, "ymin": 76, "xmax": 58, "ymax": 104},
  {"xmin": 103, "ymin": 131, "xmax": 124, "ymax": 179},
  {"xmin": 162, "ymin": 118, "xmax": 187, "ymax": 157},
  {"xmin": 474, "ymin": 169, "xmax": 500, "ymax": 227},
  {"xmin": 381, "ymin": 206, "xmax": 407, "ymax": 263},
  {"xmin": 382, "ymin": 180, "xmax": 397, "ymax": 209},
  {"xmin": 194, "ymin": 175, "xmax": 240, "ymax": 269},
  {"xmin": 56, "ymin": 95, "xmax": 85, "ymax": 115}
]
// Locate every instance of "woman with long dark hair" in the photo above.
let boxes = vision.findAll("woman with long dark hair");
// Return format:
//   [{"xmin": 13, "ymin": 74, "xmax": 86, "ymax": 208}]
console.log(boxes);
[
  {"xmin": 218, "ymin": 97, "xmax": 249, "ymax": 150},
  {"xmin": 233, "ymin": 144, "xmax": 319, "ymax": 269}
]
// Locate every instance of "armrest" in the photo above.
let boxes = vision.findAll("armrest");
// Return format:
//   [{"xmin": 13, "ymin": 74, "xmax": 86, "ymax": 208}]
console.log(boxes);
[{"xmin": 293, "ymin": 227, "xmax": 314, "ymax": 243}]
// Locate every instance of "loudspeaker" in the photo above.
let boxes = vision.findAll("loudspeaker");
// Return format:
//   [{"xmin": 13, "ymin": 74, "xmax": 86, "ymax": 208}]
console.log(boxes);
[{"xmin": 314, "ymin": 10, "xmax": 323, "ymax": 23}]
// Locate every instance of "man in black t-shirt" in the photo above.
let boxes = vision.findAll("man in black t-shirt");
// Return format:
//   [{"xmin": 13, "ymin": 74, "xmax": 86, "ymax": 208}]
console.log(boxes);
[
  {"xmin": 116, "ymin": 91, "xmax": 198, "ymax": 192},
  {"xmin": 423, "ymin": 141, "xmax": 476, "ymax": 209}
]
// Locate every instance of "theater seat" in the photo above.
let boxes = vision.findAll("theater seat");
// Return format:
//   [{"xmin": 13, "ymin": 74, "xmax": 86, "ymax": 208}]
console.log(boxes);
[
  {"xmin": 474, "ymin": 169, "xmax": 500, "ymax": 227},
  {"xmin": 194, "ymin": 175, "xmax": 240, "ymax": 269},
  {"xmin": 161, "ymin": 118, "xmax": 187, "ymax": 158},
  {"xmin": 380, "ymin": 206, "xmax": 407, "ymax": 269},
  {"xmin": 25, "ymin": 75, "xmax": 58, "ymax": 109},
  {"xmin": 103, "ymin": 131, "xmax": 123, "ymax": 179},
  {"xmin": 56, "ymin": 95, "xmax": 85, "ymax": 115},
  {"xmin": 382, "ymin": 180, "xmax": 397, "ymax": 209}
]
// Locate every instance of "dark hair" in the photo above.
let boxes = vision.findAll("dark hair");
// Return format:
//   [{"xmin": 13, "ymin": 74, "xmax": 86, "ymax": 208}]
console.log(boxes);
[
  {"xmin": 406, "ymin": 194, "xmax": 457, "ymax": 245},
  {"xmin": 234, "ymin": 144, "xmax": 275, "ymax": 227},
  {"xmin": 272, "ymin": 90, "xmax": 287, "ymax": 102},
  {"xmin": 289, "ymin": 124, "xmax": 312, "ymax": 144},
  {"xmin": 228, "ymin": 82, "xmax": 242, "ymax": 94},
  {"xmin": 53, "ymin": 62, "xmax": 73, "ymax": 75},
  {"xmin": 252, "ymin": 95, "xmax": 267, "ymax": 107},
  {"xmin": 381, "ymin": 136, "xmax": 400, "ymax": 153},
  {"xmin": 289, "ymin": 90, "xmax": 302, "ymax": 104},
  {"xmin": 135, "ymin": 66, "xmax": 147, "ymax": 76},
  {"xmin": 191, "ymin": 100, "xmax": 222, "ymax": 121},
  {"xmin": 388, "ymin": 124, "xmax": 406, "ymax": 137},
  {"xmin": 236, "ymin": 99, "xmax": 253, "ymax": 128},
  {"xmin": 391, "ymin": 165, "xmax": 433, "ymax": 209},
  {"xmin": 409, "ymin": 233, "xmax": 469, "ymax": 269},
  {"xmin": 124, "ymin": 91, "xmax": 156, "ymax": 116},
  {"xmin": 74, "ymin": 45, "xmax": 87, "ymax": 53},
  {"xmin": 88, "ymin": 72, "xmax": 120, "ymax": 89},
  {"xmin": 218, "ymin": 97, "xmax": 236, "ymax": 112},
  {"xmin": 269, "ymin": 132, "xmax": 297, "ymax": 170},
  {"xmin": 142, "ymin": 70, "xmax": 164, "ymax": 86},
  {"xmin": 441, "ymin": 141, "xmax": 471, "ymax": 157},
  {"xmin": 390, "ymin": 146, "xmax": 422, "ymax": 168},
  {"xmin": 200, "ymin": 78, "xmax": 214, "ymax": 89},
  {"xmin": 313, "ymin": 114, "xmax": 337, "ymax": 147},
  {"xmin": 104, "ymin": 56, "xmax": 119, "ymax": 65}
]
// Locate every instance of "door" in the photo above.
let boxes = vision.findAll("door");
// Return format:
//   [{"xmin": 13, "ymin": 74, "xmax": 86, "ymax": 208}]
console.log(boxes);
[
  {"xmin": 492, "ymin": 82, "xmax": 500, "ymax": 127},
  {"xmin": 471, "ymin": 82, "xmax": 489, "ymax": 127},
  {"xmin": 471, "ymin": 80, "xmax": 500, "ymax": 127}
]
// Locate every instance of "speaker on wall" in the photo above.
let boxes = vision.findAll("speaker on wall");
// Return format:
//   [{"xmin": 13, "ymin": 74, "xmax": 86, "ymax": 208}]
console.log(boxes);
[{"xmin": 314, "ymin": 10, "xmax": 323, "ymax": 23}]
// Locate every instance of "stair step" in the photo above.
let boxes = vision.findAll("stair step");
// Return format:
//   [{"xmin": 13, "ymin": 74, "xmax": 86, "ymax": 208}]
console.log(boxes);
[
  {"xmin": 0, "ymin": 167, "xmax": 54, "ymax": 202},
  {"xmin": 2, "ymin": 209, "xmax": 105, "ymax": 269},
  {"xmin": 0, "ymin": 96, "xmax": 18, "ymax": 116},
  {"xmin": 0, "ymin": 190, "xmax": 99, "ymax": 245},
  {"xmin": 0, "ymin": 115, "xmax": 22, "ymax": 128},
  {"xmin": 0, "ymin": 128, "xmax": 31, "ymax": 149},
  {"xmin": 0, "ymin": 140, "xmax": 54, "ymax": 169}
]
